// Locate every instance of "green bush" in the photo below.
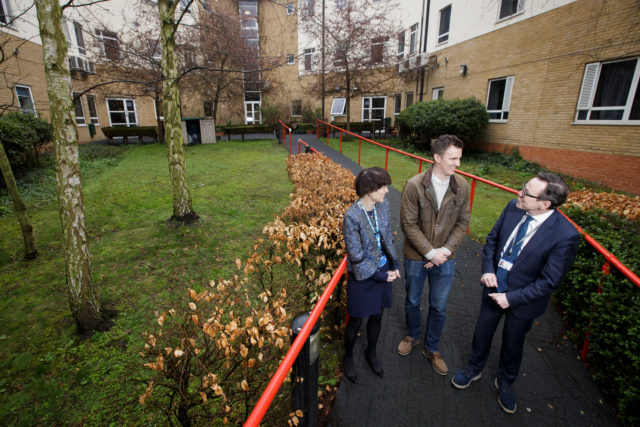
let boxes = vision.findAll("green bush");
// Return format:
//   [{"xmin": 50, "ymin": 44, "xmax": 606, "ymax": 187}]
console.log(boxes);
[
  {"xmin": 396, "ymin": 97, "xmax": 488, "ymax": 149},
  {"xmin": 557, "ymin": 206, "xmax": 640, "ymax": 424},
  {"xmin": 0, "ymin": 112, "xmax": 52, "ymax": 172}
]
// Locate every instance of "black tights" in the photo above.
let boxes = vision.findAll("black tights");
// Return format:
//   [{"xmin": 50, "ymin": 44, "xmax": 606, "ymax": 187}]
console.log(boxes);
[{"xmin": 344, "ymin": 312, "xmax": 383, "ymax": 359}]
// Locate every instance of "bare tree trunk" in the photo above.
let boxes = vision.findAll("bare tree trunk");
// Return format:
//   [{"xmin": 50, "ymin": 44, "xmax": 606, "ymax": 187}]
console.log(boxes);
[
  {"xmin": 34, "ymin": 0, "xmax": 109, "ymax": 331},
  {"xmin": 158, "ymin": 0, "xmax": 197, "ymax": 224},
  {"xmin": 0, "ymin": 142, "xmax": 37, "ymax": 259}
]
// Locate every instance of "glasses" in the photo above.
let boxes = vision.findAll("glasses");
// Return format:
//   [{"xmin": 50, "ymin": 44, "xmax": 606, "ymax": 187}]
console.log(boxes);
[{"xmin": 520, "ymin": 183, "xmax": 542, "ymax": 199}]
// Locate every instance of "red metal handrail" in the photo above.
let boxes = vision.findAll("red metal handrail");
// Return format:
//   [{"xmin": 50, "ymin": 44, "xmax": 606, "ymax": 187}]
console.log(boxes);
[
  {"xmin": 244, "ymin": 256, "xmax": 347, "ymax": 427},
  {"xmin": 278, "ymin": 120, "xmax": 293, "ymax": 155}
]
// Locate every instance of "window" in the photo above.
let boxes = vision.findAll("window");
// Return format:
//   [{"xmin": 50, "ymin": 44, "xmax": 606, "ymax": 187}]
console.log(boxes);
[
  {"xmin": 287, "ymin": 54, "xmax": 295, "ymax": 65},
  {"xmin": 334, "ymin": 43, "xmax": 346, "ymax": 67},
  {"xmin": 371, "ymin": 37, "xmax": 385, "ymax": 63},
  {"xmin": 394, "ymin": 93, "xmax": 402, "ymax": 115},
  {"xmin": 362, "ymin": 96, "xmax": 386, "ymax": 122},
  {"xmin": 203, "ymin": 101, "xmax": 213, "ymax": 118},
  {"xmin": 499, "ymin": 0, "xmax": 525, "ymax": 21},
  {"xmin": 106, "ymin": 98, "xmax": 138, "ymax": 126},
  {"xmin": 405, "ymin": 92, "xmax": 414, "ymax": 108},
  {"xmin": 86, "ymin": 95, "xmax": 99, "ymax": 124},
  {"xmin": 486, "ymin": 76, "xmax": 514, "ymax": 122},
  {"xmin": 73, "ymin": 22, "xmax": 86, "ymax": 55},
  {"xmin": 15, "ymin": 85, "xmax": 36, "ymax": 115},
  {"xmin": 331, "ymin": 98, "xmax": 346, "ymax": 116},
  {"xmin": 97, "ymin": 29, "xmax": 120, "ymax": 60},
  {"xmin": 0, "ymin": 0, "xmax": 11, "ymax": 25},
  {"xmin": 432, "ymin": 87, "xmax": 444, "ymax": 100},
  {"xmin": 576, "ymin": 58, "xmax": 640, "ymax": 123},
  {"xmin": 397, "ymin": 31, "xmax": 405, "ymax": 59},
  {"xmin": 409, "ymin": 24, "xmax": 418, "ymax": 55},
  {"xmin": 73, "ymin": 93, "xmax": 86, "ymax": 125},
  {"xmin": 304, "ymin": 48, "xmax": 315, "ymax": 71},
  {"xmin": 286, "ymin": 3, "xmax": 294, "ymax": 14},
  {"xmin": 438, "ymin": 5, "xmax": 451, "ymax": 44},
  {"xmin": 148, "ymin": 39, "xmax": 162, "ymax": 61},
  {"xmin": 335, "ymin": 0, "xmax": 346, "ymax": 10},
  {"xmin": 303, "ymin": 0, "xmax": 315, "ymax": 16},
  {"xmin": 291, "ymin": 100, "xmax": 302, "ymax": 117}
]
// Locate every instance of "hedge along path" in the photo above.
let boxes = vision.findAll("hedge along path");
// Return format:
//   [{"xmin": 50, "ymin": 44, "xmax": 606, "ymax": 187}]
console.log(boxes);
[{"xmin": 139, "ymin": 153, "xmax": 356, "ymax": 424}]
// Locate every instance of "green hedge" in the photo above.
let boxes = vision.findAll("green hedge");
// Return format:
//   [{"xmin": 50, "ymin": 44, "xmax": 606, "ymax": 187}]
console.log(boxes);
[
  {"xmin": 396, "ymin": 97, "xmax": 488, "ymax": 149},
  {"xmin": 557, "ymin": 206, "xmax": 640, "ymax": 424},
  {"xmin": 0, "ymin": 112, "xmax": 52, "ymax": 172}
]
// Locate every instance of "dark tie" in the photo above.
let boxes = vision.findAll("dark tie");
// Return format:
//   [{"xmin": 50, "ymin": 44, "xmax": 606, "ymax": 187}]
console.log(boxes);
[{"xmin": 496, "ymin": 214, "xmax": 534, "ymax": 292}]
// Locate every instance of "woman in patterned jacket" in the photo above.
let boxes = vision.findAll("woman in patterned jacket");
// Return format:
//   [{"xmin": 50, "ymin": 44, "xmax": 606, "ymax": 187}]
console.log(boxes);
[{"xmin": 342, "ymin": 167, "xmax": 400, "ymax": 382}]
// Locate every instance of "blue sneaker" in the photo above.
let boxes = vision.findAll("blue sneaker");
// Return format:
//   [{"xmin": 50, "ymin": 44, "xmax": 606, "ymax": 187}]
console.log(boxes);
[
  {"xmin": 495, "ymin": 377, "xmax": 517, "ymax": 414},
  {"xmin": 451, "ymin": 368, "xmax": 482, "ymax": 389}
]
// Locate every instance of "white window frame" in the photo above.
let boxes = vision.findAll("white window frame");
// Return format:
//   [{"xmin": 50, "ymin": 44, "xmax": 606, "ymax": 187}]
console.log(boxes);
[
  {"xmin": 291, "ymin": 100, "xmax": 302, "ymax": 117},
  {"xmin": 302, "ymin": 0, "xmax": 315, "ymax": 17},
  {"xmin": 575, "ymin": 58, "xmax": 640, "ymax": 125},
  {"xmin": 73, "ymin": 93, "xmax": 86, "ymax": 126},
  {"xmin": 331, "ymin": 97, "xmax": 346, "ymax": 116},
  {"xmin": 286, "ymin": 2, "xmax": 294, "ymax": 15},
  {"xmin": 438, "ymin": 5, "xmax": 451, "ymax": 45},
  {"xmin": 304, "ymin": 48, "xmax": 315, "ymax": 71},
  {"xmin": 432, "ymin": 87, "xmax": 444, "ymax": 100},
  {"xmin": 498, "ymin": 0, "xmax": 525, "ymax": 22},
  {"xmin": 0, "ymin": 0, "xmax": 12, "ymax": 25},
  {"xmin": 397, "ymin": 31, "xmax": 405, "ymax": 59},
  {"xmin": 362, "ymin": 96, "xmax": 386, "ymax": 122},
  {"xmin": 14, "ymin": 85, "xmax": 36, "ymax": 115},
  {"xmin": 106, "ymin": 98, "xmax": 138, "ymax": 126},
  {"xmin": 394, "ymin": 93, "xmax": 402, "ymax": 115},
  {"xmin": 486, "ymin": 76, "xmax": 514, "ymax": 123},
  {"xmin": 409, "ymin": 23, "xmax": 418, "ymax": 55},
  {"xmin": 154, "ymin": 100, "xmax": 164, "ymax": 121},
  {"xmin": 86, "ymin": 95, "xmax": 99, "ymax": 125},
  {"xmin": 96, "ymin": 29, "xmax": 120, "ymax": 60},
  {"xmin": 287, "ymin": 54, "xmax": 295, "ymax": 65}
]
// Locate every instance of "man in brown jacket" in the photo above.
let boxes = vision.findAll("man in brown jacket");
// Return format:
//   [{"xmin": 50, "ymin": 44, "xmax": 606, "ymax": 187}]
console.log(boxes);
[{"xmin": 397, "ymin": 135, "xmax": 471, "ymax": 376}]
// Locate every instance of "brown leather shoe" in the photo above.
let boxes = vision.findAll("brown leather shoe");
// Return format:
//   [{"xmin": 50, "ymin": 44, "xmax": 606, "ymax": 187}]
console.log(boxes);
[
  {"xmin": 422, "ymin": 349, "xmax": 448, "ymax": 375},
  {"xmin": 397, "ymin": 336, "xmax": 419, "ymax": 356}
]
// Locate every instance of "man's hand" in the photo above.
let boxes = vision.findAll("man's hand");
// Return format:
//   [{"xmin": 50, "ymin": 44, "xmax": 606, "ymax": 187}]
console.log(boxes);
[
  {"xmin": 489, "ymin": 292, "xmax": 510, "ymax": 309},
  {"xmin": 430, "ymin": 250, "xmax": 449, "ymax": 266},
  {"xmin": 481, "ymin": 273, "xmax": 498, "ymax": 288}
]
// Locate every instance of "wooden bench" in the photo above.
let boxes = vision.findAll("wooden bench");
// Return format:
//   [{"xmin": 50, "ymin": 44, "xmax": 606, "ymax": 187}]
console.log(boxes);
[
  {"xmin": 101, "ymin": 126, "xmax": 159, "ymax": 144},
  {"xmin": 217, "ymin": 125, "xmax": 272, "ymax": 140}
]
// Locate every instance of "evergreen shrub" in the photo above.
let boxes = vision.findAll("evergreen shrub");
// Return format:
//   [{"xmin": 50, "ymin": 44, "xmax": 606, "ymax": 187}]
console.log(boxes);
[
  {"xmin": 557, "ymin": 206, "xmax": 640, "ymax": 424},
  {"xmin": 0, "ymin": 112, "xmax": 52, "ymax": 171},
  {"xmin": 396, "ymin": 98, "xmax": 488, "ymax": 150}
]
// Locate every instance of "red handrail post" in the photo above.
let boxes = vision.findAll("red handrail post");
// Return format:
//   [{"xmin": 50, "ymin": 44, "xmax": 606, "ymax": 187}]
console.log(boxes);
[
  {"xmin": 298, "ymin": 138, "xmax": 301, "ymax": 154},
  {"xmin": 385, "ymin": 148, "xmax": 389, "ymax": 171},
  {"xmin": 358, "ymin": 139, "xmax": 362, "ymax": 165},
  {"xmin": 469, "ymin": 178, "xmax": 477, "ymax": 214},
  {"xmin": 419, "ymin": 159, "xmax": 423, "ymax": 174}
]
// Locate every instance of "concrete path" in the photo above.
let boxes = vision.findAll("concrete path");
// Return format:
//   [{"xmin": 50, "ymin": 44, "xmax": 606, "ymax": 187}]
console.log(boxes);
[{"xmin": 279, "ymin": 133, "xmax": 618, "ymax": 427}]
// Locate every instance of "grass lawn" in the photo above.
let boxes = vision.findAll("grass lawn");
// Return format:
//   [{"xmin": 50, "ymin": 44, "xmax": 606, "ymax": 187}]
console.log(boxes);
[{"xmin": 0, "ymin": 140, "xmax": 292, "ymax": 425}]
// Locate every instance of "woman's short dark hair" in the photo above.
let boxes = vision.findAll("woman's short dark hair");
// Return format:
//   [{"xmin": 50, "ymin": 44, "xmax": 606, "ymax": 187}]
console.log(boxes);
[
  {"xmin": 537, "ymin": 171, "xmax": 570, "ymax": 209},
  {"xmin": 355, "ymin": 167, "xmax": 392, "ymax": 197}
]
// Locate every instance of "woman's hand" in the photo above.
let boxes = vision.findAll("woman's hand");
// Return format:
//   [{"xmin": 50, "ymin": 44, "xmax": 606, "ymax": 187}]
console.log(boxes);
[{"xmin": 387, "ymin": 269, "xmax": 401, "ymax": 282}]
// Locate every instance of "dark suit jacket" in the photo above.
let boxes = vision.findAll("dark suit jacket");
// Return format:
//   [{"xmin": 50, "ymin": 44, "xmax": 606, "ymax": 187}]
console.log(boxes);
[{"xmin": 482, "ymin": 199, "xmax": 580, "ymax": 320}]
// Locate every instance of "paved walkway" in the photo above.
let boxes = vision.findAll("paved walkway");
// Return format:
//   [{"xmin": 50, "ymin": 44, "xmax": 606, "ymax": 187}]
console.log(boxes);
[{"xmin": 280, "ymin": 134, "xmax": 617, "ymax": 427}]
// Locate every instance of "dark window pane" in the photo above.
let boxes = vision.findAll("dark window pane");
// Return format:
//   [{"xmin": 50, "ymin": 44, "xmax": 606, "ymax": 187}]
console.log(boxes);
[
  {"xmin": 439, "ymin": 6, "xmax": 451, "ymax": 36},
  {"xmin": 499, "ymin": 0, "xmax": 519, "ymax": 19},
  {"xmin": 593, "ymin": 59, "xmax": 635, "ymax": 107},
  {"xmin": 128, "ymin": 112, "xmax": 137, "ymax": 124},
  {"xmin": 488, "ymin": 112, "xmax": 501, "ymax": 120},
  {"xmin": 590, "ymin": 110, "xmax": 624, "ymax": 120},
  {"xmin": 487, "ymin": 79, "xmax": 506, "ymax": 111},
  {"xmin": 372, "ymin": 98, "xmax": 385, "ymax": 108},
  {"xmin": 110, "ymin": 112, "xmax": 126, "ymax": 124},
  {"xmin": 108, "ymin": 99, "xmax": 124, "ymax": 110},
  {"xmin": 577, "ymin": 110, "xmax": 588, "ymax": 120},
  {"xmin": 503, "ymin": 111, "xmax": 508, "ymax": 119}
]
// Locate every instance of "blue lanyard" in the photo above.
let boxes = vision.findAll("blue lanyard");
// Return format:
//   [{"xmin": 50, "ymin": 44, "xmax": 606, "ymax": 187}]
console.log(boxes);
[{"xmin": 358, "ymin": 201, "xmax": 388, "ymax": 267}]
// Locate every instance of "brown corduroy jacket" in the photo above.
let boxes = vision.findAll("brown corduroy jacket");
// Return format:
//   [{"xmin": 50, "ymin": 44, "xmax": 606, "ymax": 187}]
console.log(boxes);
[{"xmin": 400, "ymin": 165, "xmax": 471, "ymax": 261}]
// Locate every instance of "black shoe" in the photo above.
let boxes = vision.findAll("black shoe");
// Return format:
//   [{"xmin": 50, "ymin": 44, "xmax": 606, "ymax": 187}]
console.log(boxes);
[
  {"xmin": 343, "ymin": 355, "xmax": 357, "ymax": 382},
  {"xmin": 364, "ymin": 350, "xmax": 384, "ymax": 378}
]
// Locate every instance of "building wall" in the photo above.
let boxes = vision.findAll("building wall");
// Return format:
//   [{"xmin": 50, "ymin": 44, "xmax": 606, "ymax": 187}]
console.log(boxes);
[{"xmin": 420, "ymin": 0, "xmax": 640, "ymax": 193}]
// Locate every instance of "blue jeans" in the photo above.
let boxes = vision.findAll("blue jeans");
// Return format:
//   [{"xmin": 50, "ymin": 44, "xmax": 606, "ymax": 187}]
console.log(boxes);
[{"xmin": 404, "ymin": 257, "xmax": 454, "ymax": 353}]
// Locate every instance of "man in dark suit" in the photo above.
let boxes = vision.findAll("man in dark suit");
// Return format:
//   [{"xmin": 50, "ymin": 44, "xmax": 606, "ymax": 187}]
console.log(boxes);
[{"xmin": 451, "ymin": 171, "xmax": 580, "ymax": 414}]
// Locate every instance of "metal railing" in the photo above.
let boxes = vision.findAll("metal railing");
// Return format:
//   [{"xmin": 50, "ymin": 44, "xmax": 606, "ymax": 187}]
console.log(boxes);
[
  {"xmin": 247, "ymin": 120, "xmax": 639, "ymax": 424},
  {"xmin": 278, "ymin": 120, "xmax": 293, "ymax": 154}
]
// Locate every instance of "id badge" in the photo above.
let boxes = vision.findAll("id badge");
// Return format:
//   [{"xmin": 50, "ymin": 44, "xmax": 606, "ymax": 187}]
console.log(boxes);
[{"xmin": 498, "ymin": 258, "xmax": 513, "ymax": 272}]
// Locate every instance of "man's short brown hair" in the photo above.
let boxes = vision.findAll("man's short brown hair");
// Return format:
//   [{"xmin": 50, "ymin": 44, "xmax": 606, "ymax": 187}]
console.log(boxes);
[{"xmin": 431, "ymin": 134, "xmax": 464, "ymax": 157}]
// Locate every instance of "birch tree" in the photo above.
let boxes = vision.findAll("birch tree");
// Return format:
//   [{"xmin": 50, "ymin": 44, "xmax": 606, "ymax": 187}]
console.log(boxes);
[
  {"xmin": 34, "ymin": 0, "xmax": 108, "ymax": 331},
  {"xmin": 158, "ymin": 0, "xmax": 197, "ymax": 223},
  {"xmin": 0, "ymin": 142, "xmax": 37, "ymax": 259}
]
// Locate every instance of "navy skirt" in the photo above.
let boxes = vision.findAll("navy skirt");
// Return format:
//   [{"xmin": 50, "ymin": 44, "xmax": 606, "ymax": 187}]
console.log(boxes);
[{"xmin": 347, "ymin": 262, "xmax": 392, "ymax": 318}]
